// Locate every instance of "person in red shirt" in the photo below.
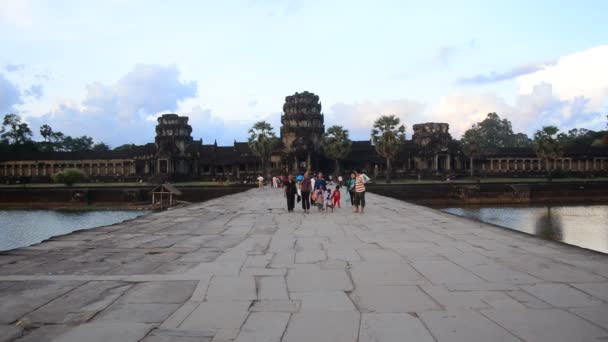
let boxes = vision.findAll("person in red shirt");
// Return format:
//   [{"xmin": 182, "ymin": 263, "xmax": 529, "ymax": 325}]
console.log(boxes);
[{"xmin": 331, "ymin": 185, "xmax": 341, "ymax": 208}]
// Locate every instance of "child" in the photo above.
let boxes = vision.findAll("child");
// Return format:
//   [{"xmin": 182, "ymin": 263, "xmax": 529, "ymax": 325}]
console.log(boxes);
[
  {"xmin": 331, "ymin": 185, "xmax": 341, "ymax": 208},
  {"xmin": 325, "ymin": 189, "xmax": 334, "ymax": 212},
  {"xmin": 315, "ymin": 188, "xmax": 324, "ymax": 211}
]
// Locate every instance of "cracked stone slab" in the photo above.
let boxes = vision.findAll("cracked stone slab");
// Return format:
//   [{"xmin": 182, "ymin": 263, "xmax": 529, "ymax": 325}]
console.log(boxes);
[
  {"xmin": 48, "ymin": 322, "xmax": 155, "ymax": 342},
  {"xmin": 119, "ymin": 281, "xmax": 197, "ymax": 304},
  {"xmin": 359, "ymin": 313, "xmax": 435, "ymax": 342},
  {"xmin": 286, "ymin": 267, "xmax": 353, "ymax": 292},
  {"xmin": 94, "ymin": 302, "xmax": 181, "ymax": 323},
  {"xmin": 420, "ymin": 309, "xmax": 520, "ymax": 342},
  {"xmin": 0, "ymin": 280, "xmax": 84, "ymax": 324},
  {"xmin": 140, "ymin": 328, "xmax": 213, "ymax": 342},
  {"xmin": 351, "ymin": 285, "xmax": 440, "ymax": 313},
  {"xmin": 234, "ymin": 312, "xmax": 290, "ymax": 342},
  {"xmin": 482, "ymin": 307, "xmax": 608, "ymax": 342},
  {"xmin": 520, "ymin": 283, "xmax": 604, "ymax": 308},
  {"xmin": 206, "ymin": 276, "xmax": 256, "ymax": 301},
  {"xmin": 24, "ymin": 281, "xmax": 131, "ymax": 324},
  {"xmin": 282, "ymin": 311, "xmax": 360, "ymax": 342}
]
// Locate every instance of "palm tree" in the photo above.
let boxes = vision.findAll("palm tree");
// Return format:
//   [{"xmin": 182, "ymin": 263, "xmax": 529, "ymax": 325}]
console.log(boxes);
[
  {"xmin": 371, "ymin": 115, "xmax": 406, "ymax": 183},
  {"xmin": 322, "ymin": 125, "xmax": 352, "ymax": 179},
  {"xmin": 248, "ymin": 121, "xmax": 277, "ymax": 178},
  {"xmin": 533, "ymin": 126, "xmax": 565, "ymax": 181}
]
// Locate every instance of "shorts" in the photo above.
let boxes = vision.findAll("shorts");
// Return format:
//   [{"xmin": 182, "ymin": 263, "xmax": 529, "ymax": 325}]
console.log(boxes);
[{"xmin": 354, "ymin": 191, "xmax": 365, "ymax": 207}]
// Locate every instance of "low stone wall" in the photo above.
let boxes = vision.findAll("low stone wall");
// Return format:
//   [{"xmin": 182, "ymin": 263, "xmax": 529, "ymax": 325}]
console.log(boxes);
[
  {"xmin": 0, "ymin": 185, "xmax": 255, "ymax": 207},
  {"xmin": 367, "ymin": 181, "xmax": 608, "ymax": 205}
]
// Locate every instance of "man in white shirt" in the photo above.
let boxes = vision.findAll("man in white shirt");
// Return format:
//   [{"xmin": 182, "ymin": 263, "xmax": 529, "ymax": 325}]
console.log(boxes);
[{"xmin": 257, "ymin": 175, "xmax": 264, "ymax": 189}]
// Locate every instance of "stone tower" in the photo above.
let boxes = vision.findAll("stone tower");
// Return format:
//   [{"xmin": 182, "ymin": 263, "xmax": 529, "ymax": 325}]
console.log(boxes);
[
  {"xmin": 154, "ymin": 114, "xmax": 193, "ymax": 175},
  {"xmin": 280, "ymin": 91, "xmax": 325, "ymax": 172}
]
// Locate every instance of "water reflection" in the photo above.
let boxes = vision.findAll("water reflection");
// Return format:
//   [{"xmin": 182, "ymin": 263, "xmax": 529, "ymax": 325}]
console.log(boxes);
[
  {"xmin": 534, "ymin": 207, "xmax": 563, "ymax": 241},
  {"xmin": 0, "ymin": 210, "xmax": 150, "ymax": 251},
  {"xmin": 440, "ymin": 204, "xmax": 608, "ymax": 254}
]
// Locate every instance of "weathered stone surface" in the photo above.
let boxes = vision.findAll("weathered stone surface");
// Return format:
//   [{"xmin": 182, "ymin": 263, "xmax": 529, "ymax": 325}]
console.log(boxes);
[
  {"xmin": 0, "ymin": 280, "xmax": 83, "ymax": 323},
  {"xmin": 359, "ymin": 313, "xmax": 435, "ymax": 342},
  {"xmin": 286, "ymin": 267, "xmax": 353, "ymax": 292},
  {"xmin": 250, "ymin": 300, "xmax": 300, "ymax": 312},
  {"xmin": 292, "ymin": 291, "xmax": 357, "ymax": 312},
  {"xmin": 0, "ymin": 325, "xmax": 22, "ymax": 342},
  {"xmin": 2, "ymin": 190, "xmax": 608, "ymax": 341},
  {"xmin": 520, "ymin": 283, "xmax": 604, "ymax": 308},
  {"xmin": 140, "ymin": 328, "xmax": 213, "ymax": 342},
  {"xmin": 25, "ymin": 281, "xmax": 131, "ymax": 324},
  {"xmin": 48, "ymin": 322, "xmax": 154, "ymax": 342},
  {"xmin": 95, "ymin": 302, "xmax": 180, "ymax": 323},
  {"xmin": 234, "ymin": 312, "xmax": 290, "ymax": 342},
  {"xmin": 179, "ymin": 301, "xmax": 251, "ymax": 333},
  {"xmin": 206, "ymin": 276, "xmax": 256, "ymax": 301},
  {"xmin": 257, "ymin": 276, "xmax": 289, "ymax": 300},
  {"xmin": 282, "ymin": 311, "xmax": 360, "ymax": 342},
  {"xmin": 420, "ymin": 309, "xmax": 520, "ymax": 342},
  {"xmin": 351, "ymin": 285, "xmax": 440, "ymax": 313},
  {"xmin": 482, "ymin": 307, "xmax": 608, "ymax": 342},
  {"xmin": 120, "ymin": 281, "xmax": 197, "ymax": 304},
  {"xmin": 350, "ymin": 261, "xmax": 424, "ymax": 286}
]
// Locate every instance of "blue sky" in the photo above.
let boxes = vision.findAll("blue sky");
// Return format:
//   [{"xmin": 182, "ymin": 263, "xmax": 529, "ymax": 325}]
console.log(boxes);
[{"xmin": 1, "ymin": 0, "xmax": 607, "ymax": 147}]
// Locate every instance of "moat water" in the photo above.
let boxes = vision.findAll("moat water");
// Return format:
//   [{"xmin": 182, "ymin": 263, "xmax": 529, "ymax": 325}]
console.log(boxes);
[
  {"xmin": 0, "ymin": 210, "xmax": 151, "ymax": 251},
  {"xmin": 439, "ymin": 204, "xmax": 608, "ymax": 254}
]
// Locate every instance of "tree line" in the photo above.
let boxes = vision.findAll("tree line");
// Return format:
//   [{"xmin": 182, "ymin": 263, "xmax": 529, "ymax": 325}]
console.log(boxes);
[
  {"xmin": 0, "ymin": 113, "xmax": 138, "ymax": 154},
  {"xmin": 248, "ymin": 113, "xmax": 607, "ymax": 182}
]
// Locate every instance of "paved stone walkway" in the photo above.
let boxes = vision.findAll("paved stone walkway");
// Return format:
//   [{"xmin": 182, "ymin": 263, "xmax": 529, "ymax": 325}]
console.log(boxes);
[{"xmin": 1, "ymin": 189, "xmax": 608, "ymax": 341}]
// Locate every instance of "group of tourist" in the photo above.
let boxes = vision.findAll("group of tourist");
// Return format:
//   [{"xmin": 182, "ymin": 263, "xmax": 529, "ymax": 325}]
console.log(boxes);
[{"xmin": 279, "ymin": 169, "xmax": 369, "ymax": 214}]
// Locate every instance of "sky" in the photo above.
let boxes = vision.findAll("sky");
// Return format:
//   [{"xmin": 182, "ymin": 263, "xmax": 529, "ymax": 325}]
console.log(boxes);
[{"xmin": 1, "ymin": 0, "xmax": 607, "ymax": 147}]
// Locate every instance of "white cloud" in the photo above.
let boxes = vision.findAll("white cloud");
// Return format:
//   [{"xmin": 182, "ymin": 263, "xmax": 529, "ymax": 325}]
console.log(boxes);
[
  {"xmin": 0, "ymin": 0, "xmax": 34, "ymax": 27},
  {"xmin": 328, "ymin": 99, "xmax": 426, "ymax": 140},
  {"xmin": 27, "ymin": 64, "xmax": 198, "ymax": 146},
  {"xmin": 517, "ymin": 45, "xmax": 608, "ymax": 113},
  {"xmin": 430, "ymin": 92, "xmax": 513, "ymax": 136}
]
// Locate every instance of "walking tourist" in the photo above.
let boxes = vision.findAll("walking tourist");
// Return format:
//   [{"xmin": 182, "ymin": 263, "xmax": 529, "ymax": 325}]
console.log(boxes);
[
  {"xmin": 272, "ymin": 176, "xmax": 278, "ymax": 188},
  {"xmin": 314, "ymin": 187, "xmax": 324, "ymax": 211},
  {"xmin": 354, "ymin": 168, "xmax": 368, "ymax": 213},
  {"xmin": 331, "ymin": 185, "xmax": 341, "ymax": 208},
  {"xmin": 325, "ymin": 189, "xmax": 334, "ymax": 212},
  {"xmin": 315, "ymin": 172, "xmax": 327, "ymax": 191},
  {"xmin": 338, "ymin": 175, "xmax": 343, "ymax": 186},
  {"xmin": 346, "ymin": 172, "xmax": 356, "ymax": 205},
  {"xmin": 257, "ymin": 174, "xmax": 264, "ymax": 189},
  {"xmin": 284, "ymin": 174, "xmax": 298, "ymax": 212},
  {"xmin": 300, "ymin": 171, "xmax": 312, "ymax": 213}
]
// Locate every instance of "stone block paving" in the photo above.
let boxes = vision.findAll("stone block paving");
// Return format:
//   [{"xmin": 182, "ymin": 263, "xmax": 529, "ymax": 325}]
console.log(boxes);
[{"xmin": 1, "ymin": 189, "xmax": 608, "ymax": 341}]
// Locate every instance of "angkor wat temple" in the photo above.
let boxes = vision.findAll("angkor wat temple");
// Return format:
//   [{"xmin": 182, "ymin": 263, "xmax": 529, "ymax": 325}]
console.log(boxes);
[{"xmin": 1, "ymin": 91, "xmax": 607, "ymax": 182}]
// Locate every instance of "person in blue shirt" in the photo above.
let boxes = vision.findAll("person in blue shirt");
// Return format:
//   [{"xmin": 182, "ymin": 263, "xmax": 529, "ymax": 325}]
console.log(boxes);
[{"xmin": 315, "ymin": 172, "xmax": 327, "ymax": 191}]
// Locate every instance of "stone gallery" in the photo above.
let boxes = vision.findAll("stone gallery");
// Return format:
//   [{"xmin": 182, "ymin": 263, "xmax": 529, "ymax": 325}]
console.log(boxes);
[{"xmin": 1, "ymin": 91, "xmax": 607, "ymax": 182}]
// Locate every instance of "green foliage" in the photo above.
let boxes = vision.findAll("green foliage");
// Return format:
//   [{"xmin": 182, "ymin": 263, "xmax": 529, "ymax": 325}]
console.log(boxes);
[
  {"xmin": 92, "ymin": 142, "xmax": 111, "ymax": 152},
  {"xmin": 53, "ymin": 168, "xmax": 87, "ymax": 186},
  {"xmin": 461, "ymin": 113, "xmax": 532, "ymax": 153},
  {"xmin": 62, "ymin": 135, "xmax": 94, "ymax": 152},
  {"xmin": 38, "ymin": 124, "xmax": 66, "ymax": 152},
  {"xmin": 1, "ymin": 114, "xmax": 33, "ymax": 145},
  {"xmin": 560, "ymin": 128, "xmax": 607, "ymax": 148},
  {"xmin": 113, "ymin": 144, "xmax": 136, "ymax": 151},
  {"xmin": 322, "ymin": 125, "xmax": 352, "ymax": 176},
  {"xmin": 511, "ymin": 133, "xmax": 533, "ymax": 147},
  {"xmin": 534, "ymin": 126, "xmax": 566, "ymax": 180},
  {"xmin": 248, "ymin": 121, "xmax": 277, "ymax": 177},
  {"xmin": 371, "ymin": 115, "xmax": 406, "ymax": 183}
]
